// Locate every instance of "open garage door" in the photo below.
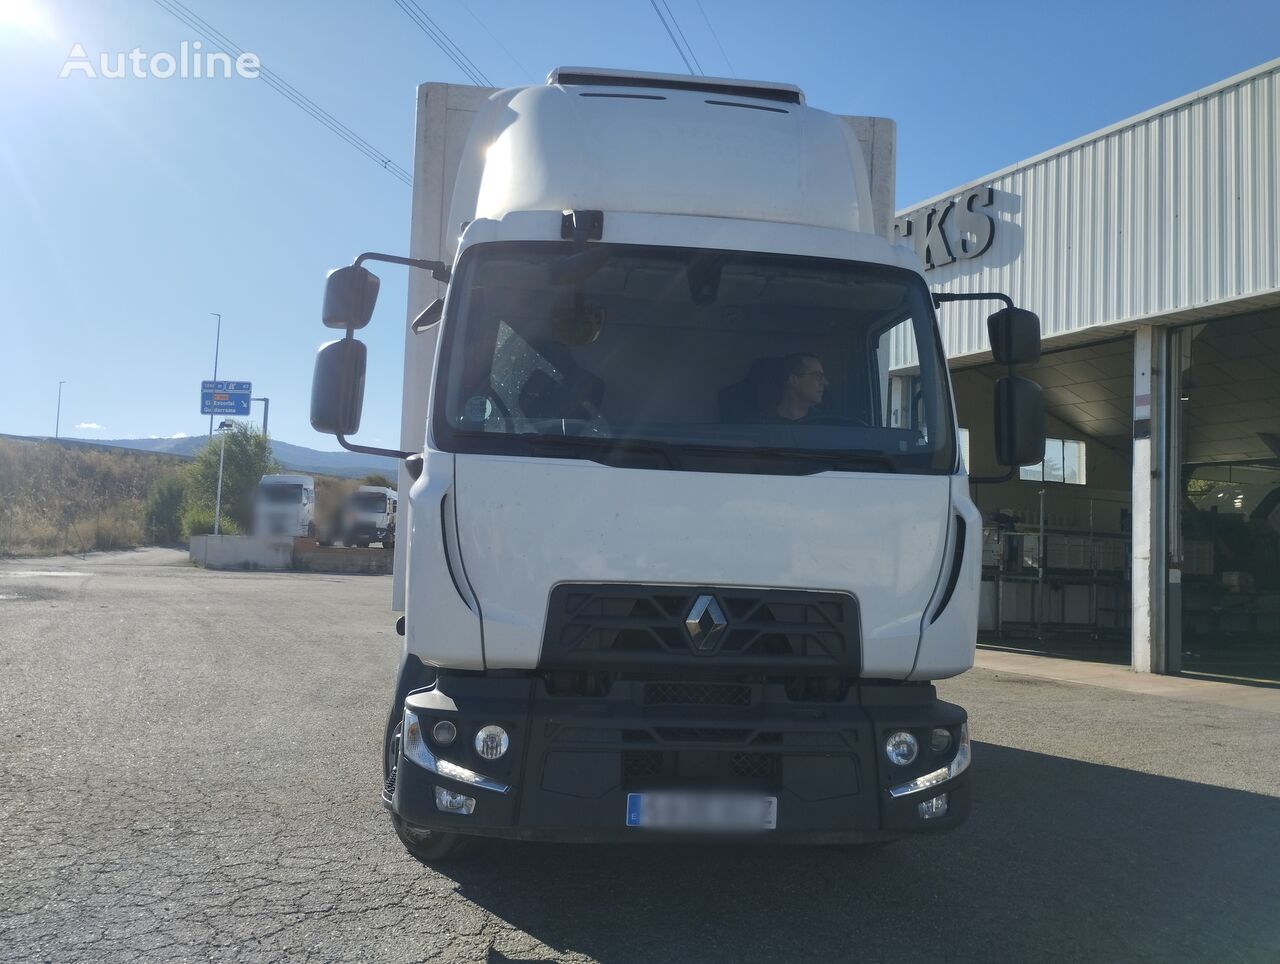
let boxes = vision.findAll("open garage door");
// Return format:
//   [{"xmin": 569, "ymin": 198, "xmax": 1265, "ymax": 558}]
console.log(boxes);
[
  {"xmin": 952, "ymin": 339, "xmax": 1134, "ymax": 665},
  {"xmin": 1178, "ymin": 309, "xmax": 1280, "ymax": 684}
]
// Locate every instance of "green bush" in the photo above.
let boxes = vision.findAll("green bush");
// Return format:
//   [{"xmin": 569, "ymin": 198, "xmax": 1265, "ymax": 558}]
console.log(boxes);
[
  {"xmin": 182, "ymin": 425, "xmax": 277, "ymax": 533},
  {"xmin": 182, "ymin": 505, "xmax": 242, "ymax": 537},
  {"xmin": 144, "ymin": 476, "xmax": 187, "ymax": 544}
]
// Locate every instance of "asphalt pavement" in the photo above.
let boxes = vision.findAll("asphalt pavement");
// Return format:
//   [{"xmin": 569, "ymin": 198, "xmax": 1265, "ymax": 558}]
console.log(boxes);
[{"xmin": 2, "ymin": 549, "xmax": 1278, "ymax": 963}]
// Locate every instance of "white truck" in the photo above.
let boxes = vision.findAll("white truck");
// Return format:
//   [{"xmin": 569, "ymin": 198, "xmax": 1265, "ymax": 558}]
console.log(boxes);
[
  {"xmin": 317, "ymin": 485, "xmax": 398, "ymax": 550},
  {"xmin": 309, "ymin": 68, "xmax": 1044, "ymax": 860},
  {"xmin": 252, "ymin": 474, "xmax": 315, "ymax": 538}
]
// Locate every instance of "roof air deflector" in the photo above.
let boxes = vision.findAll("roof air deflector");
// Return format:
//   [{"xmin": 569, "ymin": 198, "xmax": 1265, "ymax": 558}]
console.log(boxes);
[{"xmin": 549, "ymin": 67, "xmax": 803, "ymax": 105}]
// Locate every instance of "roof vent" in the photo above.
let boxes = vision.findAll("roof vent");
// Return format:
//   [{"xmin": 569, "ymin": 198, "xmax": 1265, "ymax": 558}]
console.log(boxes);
[{"xmin": 548, "ymin": 66, "xmax": 803, "ymax": 105}]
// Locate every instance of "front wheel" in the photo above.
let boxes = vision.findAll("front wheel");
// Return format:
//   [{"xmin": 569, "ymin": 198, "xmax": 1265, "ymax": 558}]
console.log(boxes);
[{"xmin": 390, "ymin": 814, "xmax": 472, "ymax": 863}]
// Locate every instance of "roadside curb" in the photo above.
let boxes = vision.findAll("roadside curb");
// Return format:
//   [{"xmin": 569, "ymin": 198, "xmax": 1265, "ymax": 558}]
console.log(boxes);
[{"xmin": 975, "ymin": 649, "xmax": 1280, "ymax": 715}]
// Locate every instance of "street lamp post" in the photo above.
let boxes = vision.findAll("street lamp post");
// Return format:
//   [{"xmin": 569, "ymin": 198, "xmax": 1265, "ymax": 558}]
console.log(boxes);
[
  {"xmin": 213, "ymin": 419, "xmax": 233, "ymax": 535},
  {"xmin": 208, "ymin": 312, "xmax": 222, "ymax": 438},
  {"xmin": 55, "ymin": 381, "xmax": 66, "ymax": 439}
]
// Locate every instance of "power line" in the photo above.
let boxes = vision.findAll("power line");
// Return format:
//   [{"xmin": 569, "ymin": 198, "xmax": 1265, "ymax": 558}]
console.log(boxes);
[
  {"xmin": 150, "ymin": 0, "xmax": 412, "ymax": 185},
  {"xmin": 648, "ymin": 0, "xmax": 694, "ymax": 74},
  {"xmin": 456, "ymin": 0, "xmax": 535, "ymax": 83},
  {"xmin": 694, "ymin": 0, "xmax": 736, "ymax": 77},
  {"xmin": 393, "ymin": 0, "xmax": 492, "ymax": 87},
  {"xmin": 661, "ymin": 0, "xmax": 703, "ymax": 74}
]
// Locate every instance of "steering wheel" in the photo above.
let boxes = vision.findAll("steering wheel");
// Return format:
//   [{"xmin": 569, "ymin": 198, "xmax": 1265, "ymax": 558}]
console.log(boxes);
[{"xmin": 807, "ymin": 414, "xmax": 869, "ymax": 427}]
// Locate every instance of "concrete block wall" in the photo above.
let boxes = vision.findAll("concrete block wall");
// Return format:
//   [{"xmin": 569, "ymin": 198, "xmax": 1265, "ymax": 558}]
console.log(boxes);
[{"xmin": 189, "ymin": 535, "xmax": 295, "ymax": 571}]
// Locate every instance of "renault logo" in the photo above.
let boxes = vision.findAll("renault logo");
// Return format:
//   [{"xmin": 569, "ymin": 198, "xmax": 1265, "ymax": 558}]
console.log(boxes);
[{"xmin": 685, "ymin": 594, "xmax": 727, "ymax": 653}]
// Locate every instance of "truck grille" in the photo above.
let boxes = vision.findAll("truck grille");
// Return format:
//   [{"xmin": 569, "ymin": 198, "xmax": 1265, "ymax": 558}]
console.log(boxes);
[
  {"xmin": 620, "ymin": 749, "xmax": 780, "ymax": 787},
  {"xmin": 643, "ymin": 681, "xmax": 752, "ymax": 707},
  {"xmin": 540, "ymin": 585, "xmax": 860, "ymax": 671}
]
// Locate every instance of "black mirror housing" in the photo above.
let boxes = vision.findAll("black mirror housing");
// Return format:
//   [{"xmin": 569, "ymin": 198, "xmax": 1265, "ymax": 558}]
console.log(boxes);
[
  {"xmin": 994, "ymin": 375, "xmax": 1046, "ymax": 467},
  {"xmin": 323, "ymin": 265, "xmax": 380, "ymax": 330},
  {"xmin": 310, "ymin": 338, "xmax": 367, "ymax": 436},
  {"xmin": 988, "ymin": 307, "xmax": 1041, "ymax": 366}
]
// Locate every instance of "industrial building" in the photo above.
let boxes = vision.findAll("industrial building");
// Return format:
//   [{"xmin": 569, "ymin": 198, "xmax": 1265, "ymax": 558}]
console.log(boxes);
[{"xmin": 896, "ymin": 58, "xmax": 1280, "ymax": 682}]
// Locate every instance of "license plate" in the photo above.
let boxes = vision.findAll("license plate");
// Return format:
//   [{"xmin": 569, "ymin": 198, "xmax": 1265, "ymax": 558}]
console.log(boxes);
[{"xmin": 625, "ymin": 792, "xmax": 778, "ymax": 831}]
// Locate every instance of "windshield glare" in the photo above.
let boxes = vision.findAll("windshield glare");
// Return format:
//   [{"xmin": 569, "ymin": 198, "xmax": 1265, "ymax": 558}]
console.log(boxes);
[
  {"xmin": 259, "ymin": 484, "xmax": 303, "ymax": 504},
  {"xmin": 351, "ymin": 493, "xmax": 387, "ymax": 513},
  {"xmin": 435, "ymin": 242, "xmax": 955, "ymax": 474}
]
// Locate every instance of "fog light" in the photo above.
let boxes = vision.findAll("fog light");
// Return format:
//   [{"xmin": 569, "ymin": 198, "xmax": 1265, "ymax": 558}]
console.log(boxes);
[
  {"xmin": 433, "ymin": 786, "xmax": 476, "ymax": 814},
  {"xmin": 475, "ymin": 724, "xmax": 509, "ymax": 761},
  {"xmin": 885, "ymin": 730, "xmax": 918, "ymax": 766},
  {"xmin": 431, "ymin": 720, "xmax": 457, "ymax": 746},
  {"xmin": 918, "ymin": 793, "xmax": 949, "ymax": 819},
  {"xmin": 929, "ymin": 728, "xmax": 952, "ymax": 753}
]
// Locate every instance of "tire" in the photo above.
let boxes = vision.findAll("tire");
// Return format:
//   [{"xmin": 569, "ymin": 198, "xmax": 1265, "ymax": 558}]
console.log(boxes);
[
  {"xmin": 382, "ymin": 537, "xmax": 395, "ymax": 553},
  {"xmin": 357, "ymin": 539, "xmax": 370, "ymax": 549},
  {"xmin": 306, "ymin": 522, "xmax": 316, "ymax": 539},
  {"xmin": 391, "ymin": 813, "xmax": 472, "ymax": 863}
]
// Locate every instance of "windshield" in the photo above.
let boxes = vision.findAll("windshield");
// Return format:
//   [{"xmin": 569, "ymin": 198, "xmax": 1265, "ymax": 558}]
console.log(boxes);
[
  {"xmin": 434, "ymin": 242, "xmax": 955, "ymax": 475},
  {"xmin": 351, "ymin": 492, "xmax": 387, "ymax": 513},
  {"xmin": 259, "ymin": 484, "xmax": 303, "ymax": 505}
]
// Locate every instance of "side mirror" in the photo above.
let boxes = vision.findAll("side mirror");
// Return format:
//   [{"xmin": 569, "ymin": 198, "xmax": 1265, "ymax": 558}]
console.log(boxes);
[
  {"xmin": 994, "ymin": 375, "xmax": 1046, "ymax": 467},
  {"xmin": 988, "ymin": 307, "xmax": 1041, "ymax": 366},
  {"xmin": 310, "ymin": 338, "xmax": 367, "ymax": 435},
  {"xmin": 323, "ymin": 265, "xmax": 380, "ymax": 330}
]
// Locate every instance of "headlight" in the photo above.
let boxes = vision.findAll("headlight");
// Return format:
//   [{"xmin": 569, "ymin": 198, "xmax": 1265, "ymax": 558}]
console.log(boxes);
[
  {"xmin": 475, "ymin": 724, "xmax": 509, "ymax": 761},
  {"xmin": 889, "ymin": 723, "xmax": 971, "ymax": 798},
  {"xmin": 401, "ymin": 709, "xmax": 510, "ymax": 794},
  {"xmin": 885, "ymin": 730, "xmax": 919, "ymax": 766}
]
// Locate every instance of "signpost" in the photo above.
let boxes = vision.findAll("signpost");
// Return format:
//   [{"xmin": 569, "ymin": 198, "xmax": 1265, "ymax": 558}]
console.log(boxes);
[{"xmin": 201, "ymin": 381, "xmax": 251, "ymax": 416}]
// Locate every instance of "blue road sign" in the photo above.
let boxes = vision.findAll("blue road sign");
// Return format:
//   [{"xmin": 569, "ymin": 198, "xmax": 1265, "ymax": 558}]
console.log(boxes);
[{"xmin": 201, "ymin": 380, "xmax": 252, "ymax": 416}]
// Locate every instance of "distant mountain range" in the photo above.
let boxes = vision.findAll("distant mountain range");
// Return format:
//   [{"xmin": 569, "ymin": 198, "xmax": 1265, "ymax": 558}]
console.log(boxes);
[{"xmin": 10, "ymin": 434, "xmax": 398, "ymax": 480}]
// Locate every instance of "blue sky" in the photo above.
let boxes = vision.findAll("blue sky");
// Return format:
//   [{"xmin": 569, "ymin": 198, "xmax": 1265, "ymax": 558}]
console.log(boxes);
[{"xmin": 1, "ymin": 0, "xmax": 1277, "ymax": 449}]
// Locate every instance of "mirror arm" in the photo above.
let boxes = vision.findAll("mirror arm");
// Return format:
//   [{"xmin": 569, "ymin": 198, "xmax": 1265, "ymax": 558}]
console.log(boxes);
[
  {"xmin": 353, "ymin": 251, "xmax": 451, "ymax": 283},
  {"xmin": 336, "ymin": 433, "xmax": 416, "ymax": 462},
  {"xmin": 933, "ymin": 291, "xmax": 1013, "ymax": 311},
  {"xmin": 330, "ymin": 327, "xmax": 416, "ymax": 460}
]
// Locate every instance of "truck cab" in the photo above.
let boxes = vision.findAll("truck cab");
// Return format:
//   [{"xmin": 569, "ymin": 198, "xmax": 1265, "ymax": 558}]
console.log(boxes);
[
  {"xmin": 345, "ymin": 485, "xmax": 397, "ymax": 550},
  {"xmin": 309, "ymin": 68, "xmax": 1043, "ymax": 860},
  {"xmin": 253, "ymin": 474, "xmax": 315, "ymax": 538}
]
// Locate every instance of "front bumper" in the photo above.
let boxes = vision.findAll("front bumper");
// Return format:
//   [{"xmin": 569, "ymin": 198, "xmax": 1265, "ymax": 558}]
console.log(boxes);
[{"xmin": 384, "ymin": 673, "xmax": 970, "ymax": 843}]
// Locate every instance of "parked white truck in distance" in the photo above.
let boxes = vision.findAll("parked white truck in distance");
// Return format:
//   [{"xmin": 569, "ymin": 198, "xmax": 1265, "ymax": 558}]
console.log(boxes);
[
  {"xmin": 253, "ymin": 474, "xmax": 315, "ymax": 538},
  {"xmin": 308, "ymin": 67, "xmax": 1045, "ymax": 861},
  {"xmin": 317, "ymin": 485, "xmax": 398, "ymax": 550}
]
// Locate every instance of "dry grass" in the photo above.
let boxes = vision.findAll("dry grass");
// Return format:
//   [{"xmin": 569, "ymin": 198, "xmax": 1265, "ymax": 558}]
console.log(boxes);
[{"xmin": 0, "ymin": 438, "xmax": 187, "ymax": 557}]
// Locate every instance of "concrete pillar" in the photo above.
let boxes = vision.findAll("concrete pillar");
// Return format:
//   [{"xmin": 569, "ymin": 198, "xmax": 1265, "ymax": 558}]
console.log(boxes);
[{"xmin": 1131, "ymin": 325, "xmax": 1177, "ymax": 673}]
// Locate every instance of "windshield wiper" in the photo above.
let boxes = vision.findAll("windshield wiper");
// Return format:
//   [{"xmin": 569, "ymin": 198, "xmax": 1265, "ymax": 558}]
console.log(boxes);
[
  {"xmin": 502, "ymin": 434, "xmax": 677, "ymax": 470},
  {"xmin": 672, "ymin": 444, "xmax": 899, "ymax": 473}
]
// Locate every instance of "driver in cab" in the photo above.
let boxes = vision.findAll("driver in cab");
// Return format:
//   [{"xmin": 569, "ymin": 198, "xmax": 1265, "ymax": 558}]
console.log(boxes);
[{"xmin": 771, "ymin": 353, "xmax": 828, "ymax": 422}]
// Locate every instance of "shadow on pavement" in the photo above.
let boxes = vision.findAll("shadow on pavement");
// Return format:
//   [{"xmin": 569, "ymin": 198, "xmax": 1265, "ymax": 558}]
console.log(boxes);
[{"xmin": 438, "ymin": 742, "xmax": 1280, "ymax": 963}]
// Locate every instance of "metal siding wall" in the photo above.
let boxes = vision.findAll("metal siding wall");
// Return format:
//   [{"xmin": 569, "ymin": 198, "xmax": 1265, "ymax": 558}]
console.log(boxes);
[{"xmin": 897, "ymin": 64, "xmax": 1280, "ymax": 364}]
